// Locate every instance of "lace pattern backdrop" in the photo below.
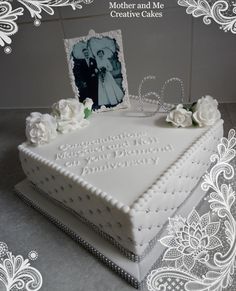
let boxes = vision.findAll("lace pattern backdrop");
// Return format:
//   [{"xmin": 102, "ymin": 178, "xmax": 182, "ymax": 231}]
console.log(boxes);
[
  {"xmin": 0, "ymin": 0, "xmax": 95, "ymax": 53},
  {"xmin": 178, "ymin": 0, "xmax": 236, "ymax": 33},
  {"xmin": 205, "ymin": 0, "xmax": 236, "ymax": 16},
  {"xmin": 0, "ymin": 242, "xmax": 42, "ymax": 291},
  {"xmin": 147, "ymin": 129, "xmax": 236, "ymax": 291}
]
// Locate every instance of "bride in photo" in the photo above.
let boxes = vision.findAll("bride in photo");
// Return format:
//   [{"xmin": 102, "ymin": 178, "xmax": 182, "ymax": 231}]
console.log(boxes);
[{"xmin": 96, "ymin": 50, "xmax": 124, "ymax": 106}]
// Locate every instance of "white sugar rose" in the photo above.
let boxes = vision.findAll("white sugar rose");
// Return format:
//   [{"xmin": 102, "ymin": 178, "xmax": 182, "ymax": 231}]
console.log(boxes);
[
  {"xmin": 26, "ymin": 112, "xmax": 57, "ymax": 146},
  {"xmin": 52, "ymin": 98, "xmax": 87, "ymax": 134},
  {"xmin": 52, "ymin": 98, "xmax": 84, "ymax": 121},
  {"xmin": 193, "ymin": 95, "xmax": 221, "ymax": 127},
  {"xmin": 166, "ymin": 104, "xmax": 192, "ymax": 128},
  {"xmin": 84, "ymin": 98, "xmax": 93, "ymax": 110}
]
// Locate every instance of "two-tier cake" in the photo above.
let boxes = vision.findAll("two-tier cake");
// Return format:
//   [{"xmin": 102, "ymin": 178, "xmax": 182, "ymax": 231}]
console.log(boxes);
[{"xmin": 17, "ymin": 97, "xmax": 223, "ymax": 267}]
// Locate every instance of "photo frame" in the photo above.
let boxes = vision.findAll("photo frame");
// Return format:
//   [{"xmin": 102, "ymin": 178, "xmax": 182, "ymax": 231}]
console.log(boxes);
[{"xmin": 64, "ymin": 29, "xmax": 130, "ymax": 112}]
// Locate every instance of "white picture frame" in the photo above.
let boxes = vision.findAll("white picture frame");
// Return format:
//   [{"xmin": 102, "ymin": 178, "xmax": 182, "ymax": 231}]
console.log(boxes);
[{"xmin": 64, "ymin": 29, "xmax": 130, "ymax": 112}]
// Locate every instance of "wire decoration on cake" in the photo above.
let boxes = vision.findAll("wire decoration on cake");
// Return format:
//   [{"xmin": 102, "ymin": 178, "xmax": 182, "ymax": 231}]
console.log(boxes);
[
  {"xmin": 136, "ymin": 75, "xmax": 184, "ymax": 114},
  {"xmin": 0, "ymin": 241, "xmax": 43, "ymax": 290},
  {"xmin": 160, "ymin": 77, "xmax": 185, "ymax": 112},
  {"xmin": 147, "ymin": 129, "xmax": 236, "ymax": 291},
  {"xmin": 178, "ymin": 0, "xmax": 236, "ymax": 34},
  {"xmin": 0, "ymin": 0, "xmax": 94, "ymax": 53}
]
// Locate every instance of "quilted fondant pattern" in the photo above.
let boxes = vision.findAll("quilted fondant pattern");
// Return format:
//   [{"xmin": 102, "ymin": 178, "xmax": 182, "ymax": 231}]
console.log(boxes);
[{"xmin": 19, "ymin": 120, "xmax": 223, "ymax": 258}]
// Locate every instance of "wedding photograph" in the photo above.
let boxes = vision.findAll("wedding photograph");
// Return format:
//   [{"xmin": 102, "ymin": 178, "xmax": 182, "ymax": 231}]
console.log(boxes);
[{"xmin": 66, "ymin": 32, "xmax": 127, "ymax": 110}]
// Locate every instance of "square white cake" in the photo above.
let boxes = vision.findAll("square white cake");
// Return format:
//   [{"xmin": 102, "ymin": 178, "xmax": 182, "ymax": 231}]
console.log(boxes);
[{"xmin": 18, "ymin": 98, "xmax": 223, "ymax": 260}]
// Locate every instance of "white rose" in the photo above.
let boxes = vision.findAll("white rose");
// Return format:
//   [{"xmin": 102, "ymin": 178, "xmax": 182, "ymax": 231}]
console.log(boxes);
[
  {"xmin": 84, "ymin": 98, "xmax": 94, "ymax": 111},
  {"xmin": 193, "ymin": 95, "xmax": 221, "ymax": 127},
  {"xmin": 166, "ymin": 104, "xmax": 192, "ymax": 128},
  {"xmin": 26, "ymin": 112, "xmax": 57, "ymax": 146},
  {"xmin": 52, "ymin": 98, "xmax": 86, "ymax": 133},
  {"xmin": 52, "ymin": 98, "xmax": 84, "ymax": 121}
]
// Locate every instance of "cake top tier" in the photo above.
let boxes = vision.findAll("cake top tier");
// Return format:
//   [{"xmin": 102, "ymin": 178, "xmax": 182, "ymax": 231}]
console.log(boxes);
[{"xmin": 19, "ymin": 99, "xmax": 223, "ymax": 209}]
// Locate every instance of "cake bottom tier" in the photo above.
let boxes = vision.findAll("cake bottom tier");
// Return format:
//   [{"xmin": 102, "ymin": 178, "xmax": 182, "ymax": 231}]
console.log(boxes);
[{"xmin": 15, "ymin": 178, "xmax": 207, "ymax": 289}]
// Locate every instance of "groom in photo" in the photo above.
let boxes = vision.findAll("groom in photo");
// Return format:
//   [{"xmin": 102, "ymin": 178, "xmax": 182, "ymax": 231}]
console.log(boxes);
[{"xmin": 73, "ymin": 48, "xmax": 98, "ymax": 107}]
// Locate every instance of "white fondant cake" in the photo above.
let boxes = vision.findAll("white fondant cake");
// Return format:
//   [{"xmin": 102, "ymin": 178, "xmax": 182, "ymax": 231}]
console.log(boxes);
[{"xmin": 18, "ymin": 98, "xmax": 223, "ymax": 258}]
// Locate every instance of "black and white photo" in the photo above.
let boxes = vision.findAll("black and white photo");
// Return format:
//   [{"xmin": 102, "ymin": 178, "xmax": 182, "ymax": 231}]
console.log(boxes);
[{"xmin": 65, "ymin": 30, "xmax": 129, "ymax": 111}]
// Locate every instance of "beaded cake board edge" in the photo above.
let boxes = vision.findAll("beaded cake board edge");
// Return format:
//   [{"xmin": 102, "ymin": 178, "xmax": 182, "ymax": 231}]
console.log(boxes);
[{"xmin": 15, "ymin": 179, "xmax": 206, "ymax": 289}]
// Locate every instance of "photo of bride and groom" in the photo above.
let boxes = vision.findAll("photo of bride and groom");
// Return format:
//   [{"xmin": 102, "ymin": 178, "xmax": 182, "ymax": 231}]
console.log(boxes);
[{"xmin": 71, "ymin": 36, "xmax": 125, "ymax": 110}]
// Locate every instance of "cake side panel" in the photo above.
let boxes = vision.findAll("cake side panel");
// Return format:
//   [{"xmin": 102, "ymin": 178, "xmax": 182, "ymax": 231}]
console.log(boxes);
[
  {"xmin": 18, "ymin": 148, "xmax": 139, "ymax": 255},
  {"xmin": 129, "ymin": 123, "xmax": 223, "ymax": 252}
]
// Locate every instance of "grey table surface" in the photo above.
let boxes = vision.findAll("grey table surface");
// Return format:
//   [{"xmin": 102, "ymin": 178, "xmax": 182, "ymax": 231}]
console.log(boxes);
[{"xmin": 0, "ymin": 104, "xmax": 235, "ymax": 291}]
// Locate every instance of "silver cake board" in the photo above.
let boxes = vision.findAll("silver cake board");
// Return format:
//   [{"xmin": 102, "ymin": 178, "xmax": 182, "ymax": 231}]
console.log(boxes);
[{"xmin": 15, "ymin": 179, "xmax": 206, "ymax": 289}]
